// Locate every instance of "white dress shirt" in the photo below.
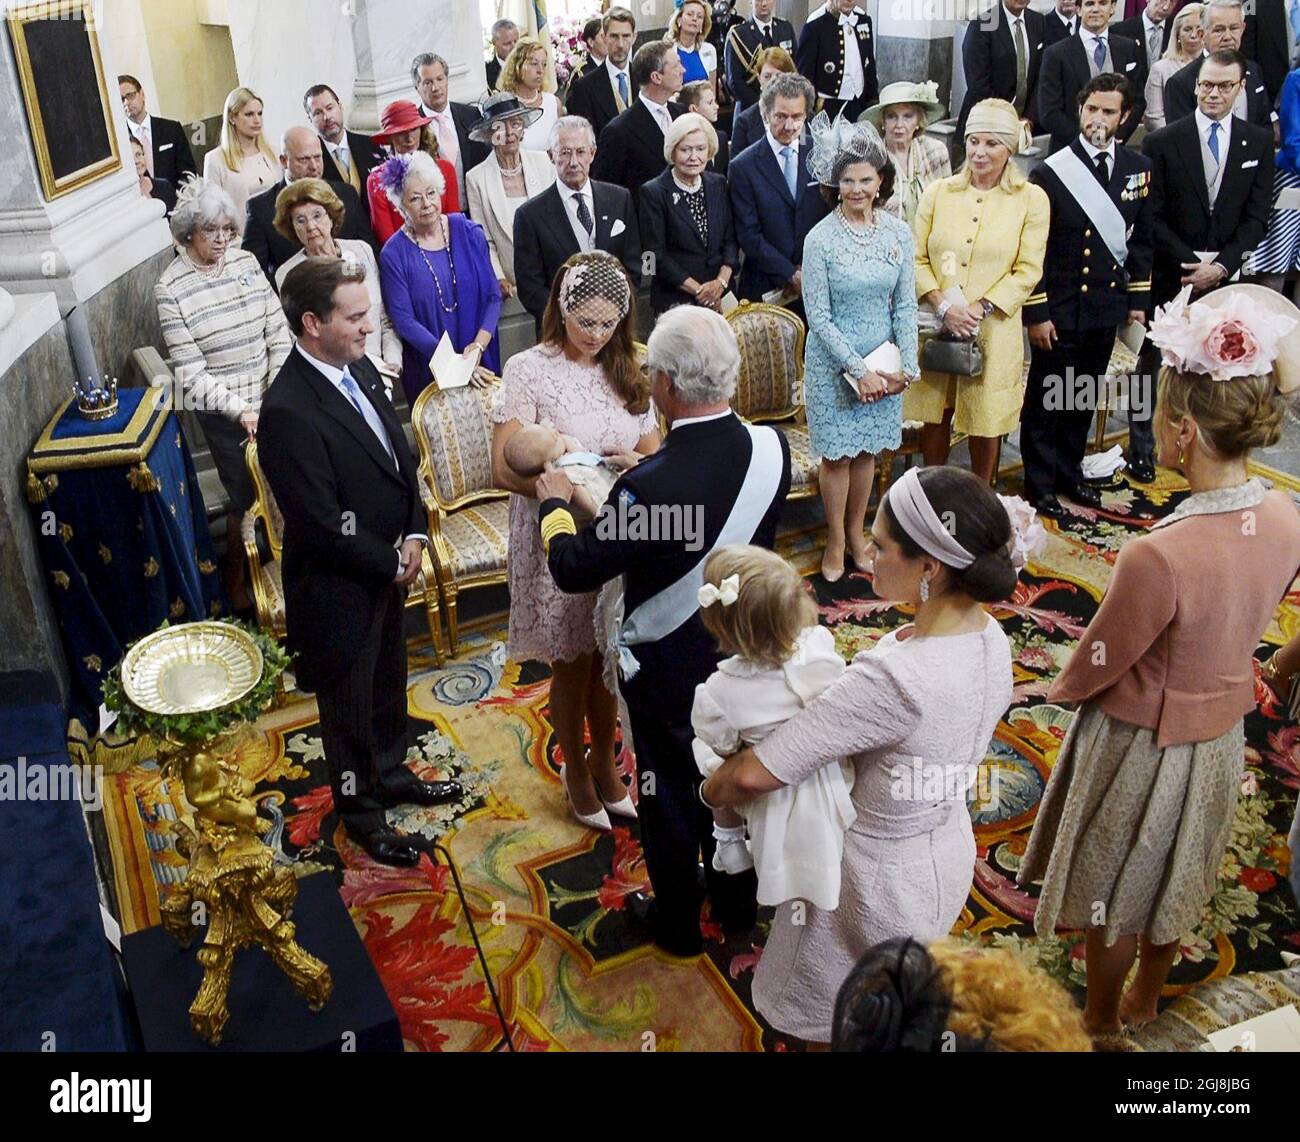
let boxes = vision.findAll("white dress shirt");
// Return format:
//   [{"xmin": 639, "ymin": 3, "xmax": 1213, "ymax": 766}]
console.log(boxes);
[
  {"xmin": 1195, "ymin": 106, "xmax": 1233, "ymax": 206},
  {"xmin": 1141, "ymin": 11, "xmax": 1164, "ymax": 61},
  {"xmin": 1079, "ymin": 132, "xmax": 1117, "ymax": 180},
  {"xmin": 767, "ymin": 131, "xmax": 800, "ymax": 165},
  {"xmin": 606, "ymin": 58, "xmax": 633, "ymax": 109},
  {"xmin": 561, "ymin": 178, "xmax": 597, "ymax": 252},
  {"xmin": 639, "ymin": 91, "xmax": 673, "ymax": 134}
]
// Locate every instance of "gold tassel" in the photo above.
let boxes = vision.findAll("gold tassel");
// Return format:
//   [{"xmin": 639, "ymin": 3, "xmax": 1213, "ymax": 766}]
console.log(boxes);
[
  {"xmin": 127, "ymin": 462, "xmax": 160, "ymax": 493},
  {"xmin": 25, "ymin": 467, "xmax": 46, "ymax": 504}
]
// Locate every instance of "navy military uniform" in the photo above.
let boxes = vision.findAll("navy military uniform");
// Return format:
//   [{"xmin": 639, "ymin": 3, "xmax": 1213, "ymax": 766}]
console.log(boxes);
[
  {"xmin": 724, "ymin": 14, "xmax": 797, "ymax": 109},
  {"xmin": 539, "ymin": 414, "xmax": 791, "ymax": 956},
  {"xmin": 1020, "ymin": 137, "xmax": 1153, "ymax": 509},
  {"xmin": 795, "ymin": 3, "xmax": 879, "ymax": 123}
]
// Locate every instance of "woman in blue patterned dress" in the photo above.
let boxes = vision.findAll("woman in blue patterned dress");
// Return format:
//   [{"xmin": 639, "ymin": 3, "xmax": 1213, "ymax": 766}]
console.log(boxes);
[{"xmin": 801, "ymin": 114, "xmax": 919, "ymax": 582}]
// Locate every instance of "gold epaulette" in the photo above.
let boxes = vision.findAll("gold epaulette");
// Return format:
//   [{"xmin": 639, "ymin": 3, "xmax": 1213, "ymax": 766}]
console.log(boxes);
[{"xmin": 540, "ymin": 507, "xmax": 577, "ymax": 555}]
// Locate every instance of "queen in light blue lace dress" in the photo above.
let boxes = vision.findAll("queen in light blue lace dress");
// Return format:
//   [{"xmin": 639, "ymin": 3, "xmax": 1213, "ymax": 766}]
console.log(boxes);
[{"xmin": 801, "ymin": 208, "xmax": 919, "ymax": 459}]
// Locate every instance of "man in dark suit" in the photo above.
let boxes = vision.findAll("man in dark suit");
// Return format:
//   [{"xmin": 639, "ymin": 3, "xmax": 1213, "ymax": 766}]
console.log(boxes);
[
  {"xmin": 593, "ymin": 42, "xmax": 686, "ymax": 202},
  {"xmin": 513, "ymin": 117, "xmax": 643, "ymax": 328},
  {"xmin": 535, "ymin": 307, "xmax": 791, "ymax": 956},
  {"xmin": 1138, "ymin": 49, "xmax": 1274, "ymax": 476},
  {"xmin": 729, "ymin": 73, "xmax": 830, "ymax": 310},
  {"xmin": 564, "ymin": 16, "xmax": 607, "ymax": 104},
  {"xmin": 724, "ymin": 0, "xmax": 797, "ymax": 109},
  {"xmin": 730, "ymin": 48, "xmax": 797, "ymax": 159},
  {"xmin": 304, "ymin": 84, "xmax": 385, "ymax": 218},
  {"xmin": 1164, "ymin": 1, "xmax": 1274, "ymax": 126},
  {"xmin": 1113, "ymin": 0, "xmax": 1175, "ymax": 74},
  {"xmin": 566, "ymin": 7, "xmax": 639, "ymax": 139},
  {"xmin": 1036, "ymin": 0, "xmax": 1147, "ymax": 151},
  {"xmin": 242, "ymin": 126, "xmax": 376, "ymax": 285},
  {"xmin": 957, "ymin": 0, "xmax": 1048, "ymax": 135},
  {"xmin": 1021, "ymin": 74, "xmax": 1154, "ymax": 519},
  {"xmin": 411, "ymin": 52, "xmax": 492, "ymax": 205},
  {"xmin": 1041, "ymin": 0, "xmax": 1079, "ymax": 48},
  {"xmin": 485, "ymin": 18, "xmax": 519, "ymax": 91},
  {"xmin": 118, "ymin": 75, "xmax": 196, "ymax": 186},
  {"xmin": 795, "ymin": 0, "xmax": 879, "ymax": 122},
  {"xmin": 1243, "ymin": 0, "xmax": 1290, "ymax": 104},
  {"xmin": 258, "ymin": 259, "xmax": 461, "ymax": 867}
]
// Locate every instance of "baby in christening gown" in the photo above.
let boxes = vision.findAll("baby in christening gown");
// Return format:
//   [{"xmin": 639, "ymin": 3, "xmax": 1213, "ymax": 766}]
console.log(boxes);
[
  {"xmin": 503, "ymin": 423, "xmax": 619, "ymax": 523},
  {"xmin": 691, "ymin": 545, "xmax": 857, "ymax": 910}
]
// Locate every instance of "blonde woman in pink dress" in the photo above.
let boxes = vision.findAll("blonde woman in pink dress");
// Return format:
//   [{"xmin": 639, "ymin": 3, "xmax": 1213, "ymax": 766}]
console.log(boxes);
[
  {"xmin": 703, "ymin": 466, "xmax": 1024, "ymax": 1045},
  {"xmin": 491, "ymin": 253, "xmax": 660, "ymax": 832}
]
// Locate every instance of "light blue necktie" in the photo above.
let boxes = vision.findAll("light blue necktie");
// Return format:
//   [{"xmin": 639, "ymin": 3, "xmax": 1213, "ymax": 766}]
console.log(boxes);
[
  {"xmin": 1093, "ymin": 36, "xmax": 1106, "ymax": 71},
  {"xmin": 780, "ymin": 145, "xmax": 797, "ymax": 199},
  {"xmin": 1208, "ymin": 120, "xmax": 1221, "ymax": 165},
  {"xmin": 340, "ymin": 369, "xmax": 395, "ymax": 465},
  {"xmin": 617, "ymin": 71, "xmax": 629, "ymax": 107},
  {"xmin": 1293, "ymin": 0, "xmax": 1300, "ymax": 46}
]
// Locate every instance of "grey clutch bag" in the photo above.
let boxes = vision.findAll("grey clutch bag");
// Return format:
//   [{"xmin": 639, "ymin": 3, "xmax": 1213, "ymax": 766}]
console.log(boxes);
[{"xmin": 921, "ymin": 332, "xmax": 985, "ymax": 378}]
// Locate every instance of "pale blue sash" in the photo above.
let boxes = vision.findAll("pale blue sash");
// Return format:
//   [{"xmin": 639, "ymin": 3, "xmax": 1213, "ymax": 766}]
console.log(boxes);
[
  {"xmin": 1043, "ymin": 146, "xmax": 1128, "ymax": 271},
  {"xmin": 616, "ymin": 422, "xmax": 784, "ymax": 680}
]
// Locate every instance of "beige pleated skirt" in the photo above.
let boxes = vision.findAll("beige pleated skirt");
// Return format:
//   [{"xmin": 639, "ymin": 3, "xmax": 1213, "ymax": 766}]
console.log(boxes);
[{"xmin": 1018, "ymin": 704, "xmax": 1245, "ymax": 947}]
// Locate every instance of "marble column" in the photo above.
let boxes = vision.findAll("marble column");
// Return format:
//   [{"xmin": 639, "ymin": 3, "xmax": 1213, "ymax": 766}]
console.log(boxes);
[{"xmin": 349, "ymin": 0, "xmax": 491, "ymax": 131}]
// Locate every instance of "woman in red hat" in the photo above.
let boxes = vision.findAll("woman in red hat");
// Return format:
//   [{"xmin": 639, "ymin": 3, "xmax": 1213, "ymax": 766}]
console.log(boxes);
[{"xmin": 367, "ymin": 100, "xmax": 460, "ymax": 246}]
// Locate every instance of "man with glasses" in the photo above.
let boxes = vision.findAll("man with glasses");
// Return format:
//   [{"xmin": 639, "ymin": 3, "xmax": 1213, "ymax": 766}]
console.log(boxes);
[
  {"xmin": 1135, "ymin": 49, "xmax": 1273, "ymax": 479},
  {"xmin": 512, "ymin": 117, "xmax": 642, "ymax": 330},
  {"xmin": 728, "ymin": 72, "xmax": 829, "ymax": 316},
  {"xmin": 118, "ymin": 74, "xmax": 196, "ymax": 186},
  {"xmin": 1162, "ymin": 1, "xmax": 1273, "ymax": 126}
]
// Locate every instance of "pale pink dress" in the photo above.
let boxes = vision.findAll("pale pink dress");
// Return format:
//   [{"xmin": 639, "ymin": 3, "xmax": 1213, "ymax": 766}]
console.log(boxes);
[
  {"xmin": 750, "ymin": 618, "xmax": 1013, "ymax": 1043},
  {"xmin": 493, "ymin": 343, "xmax": 658, "ymax": 663}
]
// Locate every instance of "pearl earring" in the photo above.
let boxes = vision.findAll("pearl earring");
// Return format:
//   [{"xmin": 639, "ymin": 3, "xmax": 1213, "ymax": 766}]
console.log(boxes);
[{"xmin": 920, "ymin": 576, "xmax": 930, "ymax": 603}]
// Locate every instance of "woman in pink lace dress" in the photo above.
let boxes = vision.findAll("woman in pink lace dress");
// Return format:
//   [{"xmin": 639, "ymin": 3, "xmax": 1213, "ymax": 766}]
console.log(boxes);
[
  {"xmin": 703, "ymin": 467, "xmax": 1018, "ymax": 1045},
  {"xmin": 491, "ymin": 253, "xmax": 660, "ymax": 830}
]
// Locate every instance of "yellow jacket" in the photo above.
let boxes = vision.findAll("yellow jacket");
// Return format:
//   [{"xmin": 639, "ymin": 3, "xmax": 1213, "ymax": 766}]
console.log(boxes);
[{"xmin": 913, "ymin": 172, "xmax": 1049, "ymax": 317}]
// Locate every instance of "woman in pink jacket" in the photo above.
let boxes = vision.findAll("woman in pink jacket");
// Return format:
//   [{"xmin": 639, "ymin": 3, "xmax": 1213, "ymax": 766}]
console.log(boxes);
[{"xmin": 1019, "ymin": 285, "xmax": 1300, "ymax": 1042}]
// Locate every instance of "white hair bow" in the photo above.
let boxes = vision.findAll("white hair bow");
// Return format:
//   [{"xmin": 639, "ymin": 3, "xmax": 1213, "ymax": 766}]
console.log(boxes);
[{"xmin": 697, "ymin": 574, "xmax": 740, "ymax": 609}]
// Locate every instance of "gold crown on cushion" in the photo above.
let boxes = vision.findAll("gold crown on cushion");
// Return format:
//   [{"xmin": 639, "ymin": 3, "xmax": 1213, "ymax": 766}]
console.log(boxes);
[{"xmin": 74, "ymin": 378, "xmax": 118, "ymax": 421}]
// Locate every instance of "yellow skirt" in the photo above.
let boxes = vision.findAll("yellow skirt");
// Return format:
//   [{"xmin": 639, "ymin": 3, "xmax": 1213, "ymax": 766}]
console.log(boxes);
[{"xmin": 904, "ymin": 313, "xmax": 1027, "ymax": 439}]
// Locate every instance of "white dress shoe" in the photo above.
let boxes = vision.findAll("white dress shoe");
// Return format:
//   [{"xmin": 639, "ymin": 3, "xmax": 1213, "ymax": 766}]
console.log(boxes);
[{"xmin": 560, "ymin": 763, "xmax": 611, "ymax": 831}]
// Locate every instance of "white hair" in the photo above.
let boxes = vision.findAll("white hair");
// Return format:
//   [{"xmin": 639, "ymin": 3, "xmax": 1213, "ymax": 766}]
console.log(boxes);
[
  {"xmin": 169, "ymin": 176, "xmax": 241, "ymax": 245},
  {"xmin": 663, "ymin": 111, "xmax": 718, "ymax": 164},
  {"xmin": 645, "ymin": 307, "xmax": 739, "ymax": 405},
  {"xmin": 386, "ymin": 150, "xmax": 446, "ymax": 214},
  {"xmin": 1201, "ymin": 0, "xmax": 1242, "ymax": 26},
  {"xmin": 549, "ymin": 114, "xmax": 597, "ymax": 152}
]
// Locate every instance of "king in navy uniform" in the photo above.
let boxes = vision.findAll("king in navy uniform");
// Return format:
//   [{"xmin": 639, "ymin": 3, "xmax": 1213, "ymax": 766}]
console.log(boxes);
[
  {"xmin": 724, "ymin": 0, "xmax": 798, "ymax": 109},
  {"xmin": 536, "ymin": 308, "xmax": 791, "ymax": 957},
  {"xmin": 1020, "ymin": 73, "xmax": 1153, "ymax": 519},
  {"xmin": 795, "ymin": 0, "xmax": 879, "ymax": 123}
]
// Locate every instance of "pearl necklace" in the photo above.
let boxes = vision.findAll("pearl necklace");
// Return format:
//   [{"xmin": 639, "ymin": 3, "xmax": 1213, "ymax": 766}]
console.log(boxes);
[
  {"xmin": 497, "ymin": 157, "xmax": 523, "ymax": 176},
  {"xmin": 836, "ymin": 205, "xmax": 877, "ymax": 245}
]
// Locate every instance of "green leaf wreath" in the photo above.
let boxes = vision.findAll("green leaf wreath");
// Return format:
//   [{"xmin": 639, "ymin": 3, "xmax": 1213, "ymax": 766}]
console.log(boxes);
[{"xmin": 103, "ymin": 619, "xmax": 291, "ymax": 747}]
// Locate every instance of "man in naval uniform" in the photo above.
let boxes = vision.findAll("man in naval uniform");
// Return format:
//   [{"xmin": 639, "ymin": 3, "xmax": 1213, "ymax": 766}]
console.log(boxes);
[
  {"xmin": 795, "ymin": 0, "xmax": 879, "ymax": 122},
  {"xmin": 1020, "ymin": 73, "xmax": 1153, "ymax": 520},
  {"xmin": 725, "ymin": 0, "xmax": 797, "ymax": 109},
  {"xmin": 535, "ymin": 307, "xmax": 791, "ymax": 958}
]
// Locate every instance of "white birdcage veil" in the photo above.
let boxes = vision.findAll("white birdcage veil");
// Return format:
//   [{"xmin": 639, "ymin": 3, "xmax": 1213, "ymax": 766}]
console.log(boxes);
[
  {"xmin": 806, "ymin": 110, "xmax": 889, "ymax": 188},
  {"xmin": 558, "ymin": 253, "xmax": 632, "ymax": 320}
]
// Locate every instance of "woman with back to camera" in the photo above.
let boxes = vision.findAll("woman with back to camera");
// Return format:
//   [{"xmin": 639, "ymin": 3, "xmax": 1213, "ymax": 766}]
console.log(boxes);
[
  {"xmin": 1019, "ymin": 285, "xmax": 1300, "ymax": 1044},
  {"xmin": 703, "ymin": 466, "xmax": 1028, "ymax": 1046}
]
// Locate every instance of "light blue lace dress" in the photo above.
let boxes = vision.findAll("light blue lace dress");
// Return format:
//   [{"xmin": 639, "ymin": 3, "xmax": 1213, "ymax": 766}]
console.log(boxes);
[{"xmin": 801, "ymin": 210, "xmax": 919, "ymax": 460}]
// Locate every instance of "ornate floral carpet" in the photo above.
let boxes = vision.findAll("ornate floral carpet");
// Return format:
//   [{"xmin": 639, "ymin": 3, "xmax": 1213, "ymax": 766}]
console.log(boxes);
[{"xmin": 99, "ymin": 466, "xmax": 1300, "ymax": 1051}]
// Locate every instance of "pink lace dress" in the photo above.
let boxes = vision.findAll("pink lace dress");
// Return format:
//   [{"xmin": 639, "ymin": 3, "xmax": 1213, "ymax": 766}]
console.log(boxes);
[{"xmin": 493, "ymin": 343, "xmax": 658, "ymax": 663}]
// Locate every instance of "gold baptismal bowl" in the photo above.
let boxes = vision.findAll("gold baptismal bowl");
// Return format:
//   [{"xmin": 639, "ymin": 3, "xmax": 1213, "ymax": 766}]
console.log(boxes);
[{"xmin": 119, "ymin": 621, "xmax": 264, "ymax": 716}]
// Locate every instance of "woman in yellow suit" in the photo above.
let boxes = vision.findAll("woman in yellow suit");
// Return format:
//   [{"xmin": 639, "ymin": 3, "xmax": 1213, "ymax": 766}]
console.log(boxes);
[{"xmin": 905, "ymin": 99, "xmax": 1049, "ymax": 484}]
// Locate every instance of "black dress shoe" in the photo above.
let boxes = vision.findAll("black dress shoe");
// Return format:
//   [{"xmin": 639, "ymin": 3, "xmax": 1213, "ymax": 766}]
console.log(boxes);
[
  {"xmin": 625, "ymin": 891, "xmax": 703, "ymax": 957},
  {"xmin": 1127, "ymin": 455, "xmax": 1156, "ymax": 484},
  {"xmin": 1067, "ymin": 483, "xmax": 1103, "ymax": 509},
  {"xmin": 349, "ymin": 828, "xmax": 423, "ymax": 867},
  {"xmin": 1031, "ymin": 493, "xmax": 1065, "ymax": 520},
  {"xmin": 377, "ymin": 777, "xmax": 464, "ymax": 808}
]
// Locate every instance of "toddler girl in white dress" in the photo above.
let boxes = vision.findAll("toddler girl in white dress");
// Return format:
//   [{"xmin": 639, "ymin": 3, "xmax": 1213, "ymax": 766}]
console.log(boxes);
[{"xmin": 693, "ymin": 545, "xmax": 856, "ymax": 910}]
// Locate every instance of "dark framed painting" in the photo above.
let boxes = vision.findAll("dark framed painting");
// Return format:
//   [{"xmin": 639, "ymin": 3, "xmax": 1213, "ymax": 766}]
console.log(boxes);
[{"xmin": 7, "ymin": 0, "xmax": 121, "ymax": 200}]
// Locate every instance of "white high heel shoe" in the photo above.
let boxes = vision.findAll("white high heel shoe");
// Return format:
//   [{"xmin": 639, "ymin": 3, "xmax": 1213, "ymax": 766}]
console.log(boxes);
[
  {"xmin": 590, "ymin": 749, "xmax": 637, "ymax": 819},
  {"xmin": 560, "ymin": 763, "xmax": 611, "ymax": 831}
]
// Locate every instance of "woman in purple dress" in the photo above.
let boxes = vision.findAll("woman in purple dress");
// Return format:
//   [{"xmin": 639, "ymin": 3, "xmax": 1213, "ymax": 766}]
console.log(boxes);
[{"xmin": 377, "ymin": 151, "xmax": 502, "ymax": 407}]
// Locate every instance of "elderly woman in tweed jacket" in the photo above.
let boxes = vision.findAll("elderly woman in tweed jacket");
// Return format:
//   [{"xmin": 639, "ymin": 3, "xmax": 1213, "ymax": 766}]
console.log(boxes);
[{"xmin": 155, "ymin": 177, "xmax": 291, "ymax": 605}]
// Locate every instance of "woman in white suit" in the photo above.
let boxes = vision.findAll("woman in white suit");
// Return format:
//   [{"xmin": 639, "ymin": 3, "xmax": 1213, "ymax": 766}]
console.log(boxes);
[{"xmin": 465, "ymin": 93, "xmax": 557, "ymax": 300}]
